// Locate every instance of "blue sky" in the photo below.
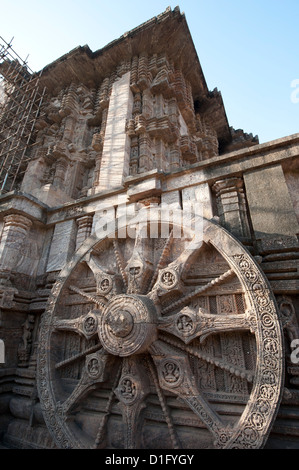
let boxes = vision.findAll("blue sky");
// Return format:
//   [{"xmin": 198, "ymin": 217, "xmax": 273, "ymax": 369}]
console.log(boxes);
[{"xmin": 1, "ymin": 0, "xmax": 298, "ymax": 144}]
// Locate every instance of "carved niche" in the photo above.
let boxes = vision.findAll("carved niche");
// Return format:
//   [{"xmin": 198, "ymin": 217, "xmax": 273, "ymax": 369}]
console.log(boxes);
[{"xmin": 127, "ymin": 53, "xmax": 219, "ymax": 176}]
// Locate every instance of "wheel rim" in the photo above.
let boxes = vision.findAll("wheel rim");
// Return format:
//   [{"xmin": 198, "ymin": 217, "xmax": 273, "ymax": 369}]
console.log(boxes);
[{"xmin": 37, "ymin": 212, "xmax": 284, "ymax": 449}]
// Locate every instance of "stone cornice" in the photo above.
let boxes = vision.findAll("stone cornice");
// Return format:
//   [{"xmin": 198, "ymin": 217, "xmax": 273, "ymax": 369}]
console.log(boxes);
[
  {"xmin": 0, "ymin": 133, "xmax": 297, "ymax": 227},
  {"xmin": 0, "ymin": 191, "xmax": 48, "ymax": 225}
]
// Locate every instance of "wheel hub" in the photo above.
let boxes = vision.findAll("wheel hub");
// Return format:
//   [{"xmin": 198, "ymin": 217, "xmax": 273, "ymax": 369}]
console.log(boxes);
[
  {"xmin": 98, "ymin": 294, "xmax": 157, "ymax": 357},
  {"xmin": 107, "ymin": 310, "xmax": 134, "ymax": 338}
]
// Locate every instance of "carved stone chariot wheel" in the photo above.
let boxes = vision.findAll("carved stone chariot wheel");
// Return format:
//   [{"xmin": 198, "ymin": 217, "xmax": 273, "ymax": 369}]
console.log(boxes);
[{"xmin": 37, "ymin": 212, "xmax": 284, "ymax": 449}]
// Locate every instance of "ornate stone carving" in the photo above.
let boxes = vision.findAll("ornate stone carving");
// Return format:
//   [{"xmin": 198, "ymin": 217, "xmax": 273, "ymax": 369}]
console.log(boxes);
[
  {"xmin": 277, "ymin": 295, "xmax": 299, "ymax": 342},
  {"xmin": 75, "ymin": 215, "xmax": 93, "ymax": 250},
  {"xmin": 37, "ymin": 214, "xmax": 283, "ymax": 449},
  {"xmin": 0, "ymin": 214, "xmax": 32, "ymax": 282},
  {"xmin": 277, "ymin": 296, "xmax": 299, "ymax": 388},
  {"xmin": 18, "ymin": 314, "xmax": 35, "ymax": 366},
  {"xmin": 99, "ymin": 294, "xmax": 157, "ymax": 356},
  {"xmin": 212, "ymin": 177, "xmax": 251, "ymax": 238}
]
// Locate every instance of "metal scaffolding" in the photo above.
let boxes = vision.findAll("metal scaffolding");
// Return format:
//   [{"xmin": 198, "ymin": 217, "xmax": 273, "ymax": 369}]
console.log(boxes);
[{"xmin": 0, "ymin": 36, "xmax": 46, "ymax": 194}]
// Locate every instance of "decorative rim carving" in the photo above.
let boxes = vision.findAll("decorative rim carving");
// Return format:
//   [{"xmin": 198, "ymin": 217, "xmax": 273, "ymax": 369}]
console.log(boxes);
[{"xmin": 37, "ymin": 214, "xmax": 284, "ymax": 449}]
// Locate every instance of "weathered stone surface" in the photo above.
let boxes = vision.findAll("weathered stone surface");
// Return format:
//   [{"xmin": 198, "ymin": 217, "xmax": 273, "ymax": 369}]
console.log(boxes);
[
  {"xmin": 244, "ymin": 164, "xmax": 299, "ymax": 239},
  {"xmin": 161, "ymin": 190, "xmax": 181, "ymax": 210},
  {"xmin": 182, "ymin": 183, "xmax": 213, "ymax": 220},
  {"xmin": 97, "ymin": 72, "xmax": 133, "ymax": 191},
  {"xmin": 127, "ymin": 176, "xmax": 162, "ymax": 202},
  {"xmin": 0, "ymin": 6, "xmax": 298, "ymax": 451},
  {"xmin": 46, "ymin": 220, "xmax": 77, "ymax": 272}
]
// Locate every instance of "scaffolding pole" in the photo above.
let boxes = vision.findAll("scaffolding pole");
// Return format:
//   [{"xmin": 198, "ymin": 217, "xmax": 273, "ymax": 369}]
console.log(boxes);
[{"xmin": 0, "ymin": 36, "xmax": 46, "ymax": 194}]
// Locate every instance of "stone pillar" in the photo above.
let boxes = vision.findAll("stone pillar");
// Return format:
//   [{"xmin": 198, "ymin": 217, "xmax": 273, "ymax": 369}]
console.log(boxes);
[
  {"xmin": 97, "ymin": 72, "xmax": 133, "ymax": 190},
  {"xmin": 89, "ymin": 108, "xmax": 108, "ymax": 195},
  {"xmin": 75, "ymin": 215, "xmax": 93, "ymax": 250},
  {"xmin": 46, "ymin": 219, "xmax": 77, "ymax": 272},
  {"xmin": 0, "ymin": 214, "xmax": 32, "ymax": 282},
  {"xmin": 138, "ymin": 134, "xmax": 151, "ymax": 173},
  {"xmin": 212, "ymin": 177, "xmax": 250, "ymax": 238}
]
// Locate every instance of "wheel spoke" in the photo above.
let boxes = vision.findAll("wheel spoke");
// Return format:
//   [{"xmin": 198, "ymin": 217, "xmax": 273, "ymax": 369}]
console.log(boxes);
[
  {"xmin": 93, "ymin": 363, "xmax": 122, "ymax": 449},
  {"xmin": 55, "ymin": 343, "xmax": 102, "ymax": 370},
  {"xmin": 125, "ymin": 224, "xmax": 154, "ymax": 295},
  {"xmin": 161, "ymin": 268, "xmax": 234, "ymax": 314},
  {"xmin": 85, "ymin": 253, "xmax": 122, "ymax": 298},
  {"xmin": 147, "ymin": 235, "xmax": 205, "ymax": 299},
  {"xmin": 158, "ymin": 306, "xmax": 255, "ymax": 344},
  {"xmin": 159, "ymin": 334, "xmax": 254, "ymax": 383},
  {"xmin": 114, "ymin": 357, "xmax": 150, "ymax": 449},
  {"xmin": 69, "ymin": 284, "xmax": 107, "ymax": 309},
  {"xmin": 147, "ymin": 229, "xmax": 174, "ymax": 292},
  {"xmin": 147, "ymin": 357, "xmax": 181, "ymax": 449},
  {"xmin": 61, "ymin": 350, "xmax": 114, "ymax": 415},
  {"xmin": 150, "ymin": 339, "xmax": 232, "ymax": 446},
  {"xmin": 53, "ymin": 310, "xmax": 100, "ymax": 340},
  {"xmin": 113, "ymin": 240, "xmax": 128, "ymax": 289}
]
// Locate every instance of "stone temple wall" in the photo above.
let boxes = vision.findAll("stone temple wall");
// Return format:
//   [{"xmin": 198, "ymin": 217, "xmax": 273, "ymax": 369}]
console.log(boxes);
[{"xmin": 0, "ymin": 7, "xmax": 298, "ymax": 450}]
